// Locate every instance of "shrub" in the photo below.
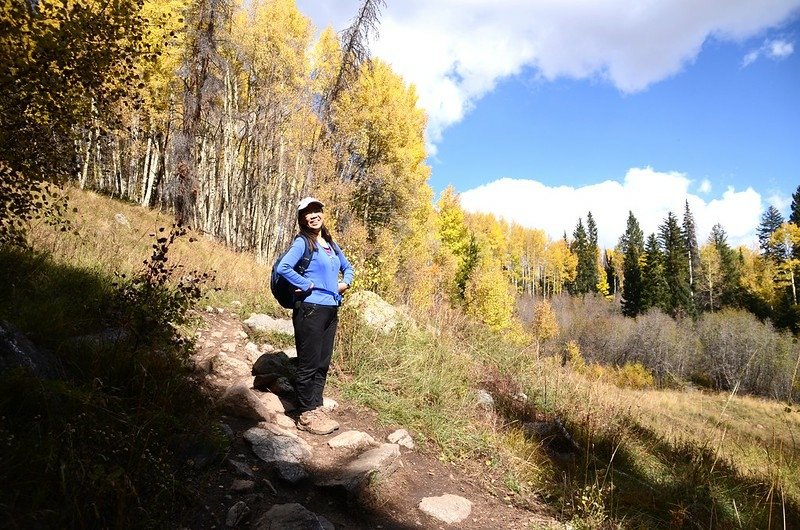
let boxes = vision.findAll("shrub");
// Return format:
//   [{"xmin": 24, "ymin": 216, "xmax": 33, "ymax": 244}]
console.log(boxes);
[
  {"xmin": 694, "ymin": 309, "xmax": 796, "ymax": 398},
  {"xmin": 612, "ymin": 362, "xmax": 655, "ymax": 389}
]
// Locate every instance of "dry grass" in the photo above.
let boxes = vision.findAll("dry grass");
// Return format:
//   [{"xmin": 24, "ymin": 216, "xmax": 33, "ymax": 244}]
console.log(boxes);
[
  {"xmin": 632, "ymin": 388, "xmax": 800, "ymax": 503},
  {"xmin": 29, "ymin": 188, "xmax": 275, "ymax": 314}
]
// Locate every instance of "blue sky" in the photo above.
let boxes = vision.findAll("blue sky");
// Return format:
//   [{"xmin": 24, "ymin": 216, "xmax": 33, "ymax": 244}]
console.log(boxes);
[{"xmin": 296, "ymin": 0, "xmax": 800, "ymax": 248}]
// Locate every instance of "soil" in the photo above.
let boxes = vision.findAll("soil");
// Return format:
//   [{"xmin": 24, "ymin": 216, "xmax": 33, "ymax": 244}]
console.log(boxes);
[{"xmin": 178, "ymin": 308, "xmax": 561, "ymax": 530}]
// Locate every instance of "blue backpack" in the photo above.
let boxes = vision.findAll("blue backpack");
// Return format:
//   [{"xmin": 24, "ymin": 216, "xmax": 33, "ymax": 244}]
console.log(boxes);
[{"xmin": 271, "ymin": 235, "xmax": 313, "ymax": 309}]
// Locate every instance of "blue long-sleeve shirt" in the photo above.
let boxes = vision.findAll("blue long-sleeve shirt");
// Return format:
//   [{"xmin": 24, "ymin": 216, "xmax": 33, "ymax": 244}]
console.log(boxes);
[{"xmin": 277, "ymin": 236, "xmax": 354, "ymax": 306}]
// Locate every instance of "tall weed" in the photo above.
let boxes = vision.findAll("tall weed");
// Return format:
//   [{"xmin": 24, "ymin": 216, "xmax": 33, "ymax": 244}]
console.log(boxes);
[{"xmin": 0, "ymin": 225, "xmax": 223, "ymax": 528}]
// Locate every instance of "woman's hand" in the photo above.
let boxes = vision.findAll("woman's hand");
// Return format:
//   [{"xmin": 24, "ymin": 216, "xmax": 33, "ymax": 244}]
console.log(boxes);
[
  {"xmin": 338, "ymin": 282, "xmax": 350, "ymax": 294},
  {"xmin": 295, "ymin": 282, "xmax": 314, "ymax": 293}
]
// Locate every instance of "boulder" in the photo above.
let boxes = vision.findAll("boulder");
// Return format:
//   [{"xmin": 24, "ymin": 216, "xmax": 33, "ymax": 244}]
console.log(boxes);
[
  {"xmin": 252, "ymin": 352, "xmax": 295, "ymax": 378},
  {"xmin": 243, "ymin": 314, "xmax": 294, "ymax": 335},
  {"xmin": 344, "ymin": 291, "xmax": 414, "ymax": 334},
  {"xmin": 328, "ymin": 431, "xmax": 376, "ymax": 450},
  {"xmin": 225, "ymin": 500, "xmax": 250, "ymax": 527},
  {"xmin": 244, "ymin": 424, "xmax": 312, "ymax": 467},
  {"xmin": 210, "ymin": 353, "xmax": 250, "ymax": 380},
  {"xmin": 253, "ymin": 503, "xmax": 333, "ymax": 530},
  {"xmin": 220, "ymin": 380, "xmax": 275, "ymax": 421},
  {"xmin": 0, "ymin": 320, "xmax": 62, "ymax": 379},
  {"xmin": 418, "ymin": 494, "xmax": 473, "ymax": 524},
  {"xmin": 318, "ymin": 443, "xmax": 401, "ymax": 491}
]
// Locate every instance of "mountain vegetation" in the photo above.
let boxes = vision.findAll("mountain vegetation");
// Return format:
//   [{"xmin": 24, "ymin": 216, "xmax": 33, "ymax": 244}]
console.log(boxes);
[{"xmin": 2, "ymin": 0, "xmax": 800, "ymax": 528}]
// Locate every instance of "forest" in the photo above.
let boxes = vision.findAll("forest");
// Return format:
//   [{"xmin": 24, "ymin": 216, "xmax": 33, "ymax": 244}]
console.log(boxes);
[{"xmin": 2, "ymin": 0, "xmax": 799, "ymax": 399}]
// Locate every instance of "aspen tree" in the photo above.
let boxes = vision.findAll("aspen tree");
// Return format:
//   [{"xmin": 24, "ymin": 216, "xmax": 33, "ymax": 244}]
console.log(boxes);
[{"xmin": 698, "ymin": 242, "xmax": 723, "ymax": 311}]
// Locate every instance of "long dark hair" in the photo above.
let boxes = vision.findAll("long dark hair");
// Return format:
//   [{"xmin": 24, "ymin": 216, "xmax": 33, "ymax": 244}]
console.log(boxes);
[{"xmin": 298, "ymin": 210, "xmax": 333, "ymax": 251}]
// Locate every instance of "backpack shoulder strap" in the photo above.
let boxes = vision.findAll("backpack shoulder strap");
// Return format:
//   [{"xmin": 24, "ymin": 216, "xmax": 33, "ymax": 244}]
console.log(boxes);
[{"xmin": 294, "ymin": 234, "xmax": 314, "ymax": 274}]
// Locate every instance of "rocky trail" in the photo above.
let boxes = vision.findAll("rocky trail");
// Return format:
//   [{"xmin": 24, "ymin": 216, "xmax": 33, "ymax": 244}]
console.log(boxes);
[{"xmin": 181, "ymin": 306, "xmax": 560, "ymax": 529}]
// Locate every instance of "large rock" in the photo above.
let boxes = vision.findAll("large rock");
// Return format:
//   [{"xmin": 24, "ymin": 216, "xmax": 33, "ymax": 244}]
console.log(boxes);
[
  {"xmin": 257, "ymin": 391, "xmax": 296, "ymax": 414},
  {"xmin": 345, "ymin": 291, "xmax": 414, "ymax": 334},
  {"xmin": 318, "ymin": 443, "xmax": 401, "ymax": 491},
  {"xmin": 244, "ymin": 424, "xmax": 312, "ymax": 467},
  {"xmin": 327, "ymin": 431, "xmax": 376, "ymax": 450},
  {"xmin": 220, "ymin": 380, "xmax": 275, "ymax": 421},
  {"xmin": 250, "ymin": 351, "xmax": 297, "ymax": 390},
  {"xmin": 418, "ymin": 494, "xmax": 473, "ymax": 524},
  {"xmin": 253, "ymin": 503, "xmax": 334, "ymax": 530},
  {"xmin": 210, "ymin": 353, "xmax": 251, "ymax": 381},
  {"xmin": 243, "ymin": 314, "xmax": 294, "ymax": 335},
  {"xmin": 226, "ymin": 500, "xmax": 250, "ymax": 527},
  {"xmin": 0, "ymin": 320, "xmax": 62, "ymax": 379},
  {"xmin": 522, "ymin": 418, "xmax": 579, "ymax": 459}
]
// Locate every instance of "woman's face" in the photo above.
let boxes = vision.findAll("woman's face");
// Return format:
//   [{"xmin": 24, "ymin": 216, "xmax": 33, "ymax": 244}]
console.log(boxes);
[{"xmin": 302, "ymin": 206, "xmax": 324, "ymax": 231}]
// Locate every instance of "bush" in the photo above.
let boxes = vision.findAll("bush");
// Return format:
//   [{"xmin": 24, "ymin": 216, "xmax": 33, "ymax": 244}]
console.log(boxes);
[
  {"xmin": 694, "ymin": 309, "xmax": 797, "ymax": 398},
  {"xmin": 539, "ymin": 294, "xmax": 797, "ymax": 398},
  {"xmin": 612, "ymin": 362, "xmax": 655, "ymax": 389}
]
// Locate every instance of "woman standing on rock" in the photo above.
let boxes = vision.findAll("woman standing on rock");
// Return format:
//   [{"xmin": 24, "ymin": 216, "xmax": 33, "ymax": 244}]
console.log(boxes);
[{"xmin": 276, "ymin": 197, "xmax": 354, "ymax": 435}]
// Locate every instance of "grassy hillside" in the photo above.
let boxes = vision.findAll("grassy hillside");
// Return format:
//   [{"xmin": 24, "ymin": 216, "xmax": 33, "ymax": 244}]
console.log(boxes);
[{"xmin": 2, "ymin": 188, "xmax": 799, "ymax": 528}]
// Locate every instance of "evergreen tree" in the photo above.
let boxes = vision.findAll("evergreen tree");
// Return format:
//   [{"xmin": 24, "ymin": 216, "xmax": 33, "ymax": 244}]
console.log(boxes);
[
  {"xmin": 587, "ymin": 212, "xmax": 608, "ymax": 294},
  {"xmin": 587, "ymin": 211, "xmax": 598, "ymax": 249},
  {"xmin": 790, "ymin": 185, "xmax": 800, "ymax": 260},
  {"xmin": 659, "ymin": 212, "xmax": 695, "ymax": 317},
  {"xmin": 620, "ymin": 211, "xmax": 645, "ymax": 317},
  {"xmin": 682, "ymin": 200, "xmax": 701, "ymax": 293},
  {"xmin": 641, "ymin": 233, "xmax": 669, "ymax": 313},
  {"xmin": 571, "ymin": 217, "xmax": 597, "ymax": 294},
  {"xmin": 710, "ymin": 223, "xmax": 741, "ymax": 307},
  {"xmin": 790, "ymin": 185, "xmax": 800, "ymax": 226},
  {"xmin": 757, "ymin": 205, "xmax": 786, "ymax": 262}
]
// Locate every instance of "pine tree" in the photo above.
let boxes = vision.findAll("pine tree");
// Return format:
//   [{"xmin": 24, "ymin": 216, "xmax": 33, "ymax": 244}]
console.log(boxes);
[
  {"xmin": 710, "ymin": 223, "xmax": 741, "ymax": 307},
  {"xmin": 620, "ymin": 211, "xmax": 644, "ymax": 317},
  {"xmin": 758, "ymin": 206, "xmax": 786, "ymax": 262},
  {"xmin": 587, "ymin": 211, "xmax": 598, "ymax": 249},
  {"xmin": 571, "ymin": 217, "xmax": 597, "ymax": 294},
  {"xmin": 641, "ymin": 233, "xmax": 669, "ymax": 313},
  {"xmin": 790, "ymin": 185, "xmax": 800, "ymax": 226},
  {"xmin": 682, "ymin": 200, "xmax": 701, "ymax": 293},
  {"xmin": 790, "ymin": 185, "xmax": 800, "ymax": 260},
  {"xmin": 659, "ymin": 212, "xmax": 695, "ymax": 318},
  {"xmin": 587, "ymin": 212, "xmax": 608, "ymax": 295}
]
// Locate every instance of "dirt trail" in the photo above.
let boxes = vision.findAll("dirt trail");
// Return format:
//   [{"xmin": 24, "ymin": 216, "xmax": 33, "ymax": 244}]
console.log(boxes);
[{"xmin": 181, "ymin": 308, "xmax": 560, "ymax": 529}]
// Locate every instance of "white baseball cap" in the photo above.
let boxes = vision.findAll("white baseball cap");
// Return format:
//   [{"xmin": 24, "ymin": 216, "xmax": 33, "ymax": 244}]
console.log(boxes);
[{"xmin": 298, "ymin": 196, "xmax": 324, "ymax": 211}]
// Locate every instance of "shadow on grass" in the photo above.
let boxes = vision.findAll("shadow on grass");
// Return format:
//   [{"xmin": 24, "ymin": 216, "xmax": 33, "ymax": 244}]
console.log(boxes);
[
  {"xmin": 483, "ymin": 369, "xmax": 800, "ymax": 529},
  {"xmin": 0, "ymin": 246, "xmax": 225, "ymax": 528}
]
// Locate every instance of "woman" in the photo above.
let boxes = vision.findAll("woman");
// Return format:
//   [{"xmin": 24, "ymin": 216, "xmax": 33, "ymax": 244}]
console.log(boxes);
[{"xmin": 276, "ymin": 196, "xmax": 354, "ymax": 435}]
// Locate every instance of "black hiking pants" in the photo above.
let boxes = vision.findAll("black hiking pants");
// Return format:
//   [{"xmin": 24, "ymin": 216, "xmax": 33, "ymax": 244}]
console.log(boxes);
[{"xmin": 292, "ymin": 302, "xmax": 339, "ymax": 413}]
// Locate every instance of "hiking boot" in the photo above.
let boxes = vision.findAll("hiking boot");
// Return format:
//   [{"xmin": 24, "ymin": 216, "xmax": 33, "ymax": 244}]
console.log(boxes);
[{"xmin": 297, "ymin": 409, "xmax": 339, "ymax": 435}]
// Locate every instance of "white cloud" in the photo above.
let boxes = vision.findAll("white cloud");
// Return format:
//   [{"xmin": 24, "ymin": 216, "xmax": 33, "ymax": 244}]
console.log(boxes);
[
  {"xmin": 459, "ymin": 167, "xmax": 767, "ymax": 249},
  {"xmin": 698, "ymin": 179, "xmax": 712, "ymax": 194},
  {"xmin": 742, "ymin": 38, "xmax": 795, "ymax": 66},
  {"xmin": 297, "ymin": 0, "xmax": 800, "ymax": 148},
  {"xmin": 769, "ymin": 38, "xmax": 795, "ymax": 58}
]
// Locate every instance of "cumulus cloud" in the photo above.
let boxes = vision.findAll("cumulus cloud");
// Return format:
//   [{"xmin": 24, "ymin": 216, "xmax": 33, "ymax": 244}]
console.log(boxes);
[
  {"xmin": 742, "ymin": 38, "xmax": 795, "ymax": 66},
  {"xmin": 459, "ymin": 168, "xmax": 766, "ymax": 249},
  {"xmin": 698, "ymin": 179, "xmax": 712, "ymax": 194},
  {"xmin": 297, "ymin": 0, "xmax": 800, "ymax": 147}
]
